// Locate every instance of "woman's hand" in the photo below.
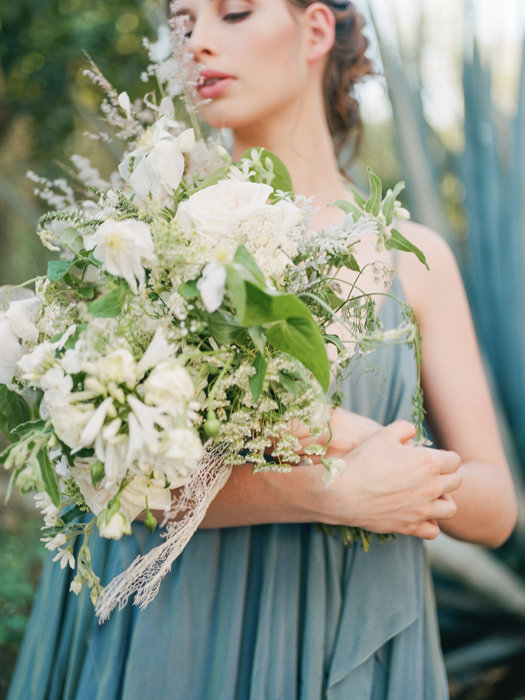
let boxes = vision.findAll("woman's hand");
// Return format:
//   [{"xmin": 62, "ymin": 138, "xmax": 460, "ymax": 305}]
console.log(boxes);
[
  {"xmin": 201, "ymin": 419, "xmax": 462, "ymax": 540},
  {"xmin": 315, "ymin": 420, "xmax": 462, "ymax": 539},
  {"xmin": 291, "ymin": 406, "xmax": 382, "ymax": 461}
]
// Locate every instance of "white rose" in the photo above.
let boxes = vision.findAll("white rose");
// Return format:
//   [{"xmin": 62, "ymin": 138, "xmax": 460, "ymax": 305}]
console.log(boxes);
[
  {"xmin": 271, "ymin": 199, "xmax": 304, "ymax": 238},
  {"xmin": 141, "ymin": 361, "xmax": 195, "ymax": 415},
  {"xmin": 83, "ymin": 218, "xmax": 156, "ymax": 294},
  {"xmin": 176, "ymin": 181, "xmax": 274, "ymax": 239},
  {"xmin": 119, "ymin": 120, "xmax": 194, "ymax": 201}
]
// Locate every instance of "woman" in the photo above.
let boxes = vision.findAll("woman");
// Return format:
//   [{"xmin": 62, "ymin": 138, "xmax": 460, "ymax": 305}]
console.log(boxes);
[{"xmin": 9, "ymin": 1, "xmax": 517, "ymax": 698}]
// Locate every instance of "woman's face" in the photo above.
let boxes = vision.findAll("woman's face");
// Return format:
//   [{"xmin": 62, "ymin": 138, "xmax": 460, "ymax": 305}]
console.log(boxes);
[{"xmin": 177, "ymin": 0, "xmax": 308, "ymax": 131}]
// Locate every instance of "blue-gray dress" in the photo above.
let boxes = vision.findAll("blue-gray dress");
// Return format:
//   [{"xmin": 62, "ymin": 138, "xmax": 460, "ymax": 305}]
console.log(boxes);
[{"xmin": 8, "ymin": 282, "xmax": 448, "ymax": 699}]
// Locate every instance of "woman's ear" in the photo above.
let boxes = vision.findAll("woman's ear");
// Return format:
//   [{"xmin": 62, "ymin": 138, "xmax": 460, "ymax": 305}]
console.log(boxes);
[{"xmin": 302, "ymin": 2, "xmax": 336, "ymax": 63}]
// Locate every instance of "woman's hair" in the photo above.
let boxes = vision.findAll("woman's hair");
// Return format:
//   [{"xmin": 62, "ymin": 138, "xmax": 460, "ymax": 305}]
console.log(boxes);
[{"xmin": 288, "ymin": 0, "xmax": 374, "ymax": 159}]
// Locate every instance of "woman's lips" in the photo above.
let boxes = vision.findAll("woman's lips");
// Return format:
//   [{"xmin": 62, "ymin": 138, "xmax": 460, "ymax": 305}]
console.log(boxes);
[{"xmin": 198, "ymin": 69, "xmax": 235, "ymax": 99}]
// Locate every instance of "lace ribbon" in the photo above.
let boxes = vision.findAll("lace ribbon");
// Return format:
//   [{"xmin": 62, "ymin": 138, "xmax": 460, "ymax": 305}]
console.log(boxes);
[{"xmin": 95, "ymin": 443, "xmax": 232, "ymax": 622}]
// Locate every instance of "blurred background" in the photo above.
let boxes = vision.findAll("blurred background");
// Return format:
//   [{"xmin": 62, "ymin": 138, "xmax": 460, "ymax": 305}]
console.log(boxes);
[{"xmin": 1, "ymin": 0, "xmax": 525, "ymax": 697}]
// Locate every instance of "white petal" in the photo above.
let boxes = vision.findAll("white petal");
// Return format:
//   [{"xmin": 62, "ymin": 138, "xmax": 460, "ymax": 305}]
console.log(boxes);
[
  {"xmin": 196, "ymin": 262, "xmax": 227, "ymax": 312},
  {"xmin": 136, "ymin": 328, "xmax": 173, "ymax": 377},
  {"xmin": 129, "ymin": 157, "xmax": 160, "ymax": 201},
  {"xmin": 118, "ymin": 91, "xmax": 131, "ymax": 119},
  {"xmin": 150, "ymin": 141, "xmax": 185, "ymax": 192},
  {"xmin": 6, "ymin": 298, "xmax": 40, "ymax": 342},
  {"xmin": 176, "ymin": 128, "xmax": 195, "ymax": 153},
  {"xmin": 76, "ymin": 397, "xmax": 113, "ymax": 449}
]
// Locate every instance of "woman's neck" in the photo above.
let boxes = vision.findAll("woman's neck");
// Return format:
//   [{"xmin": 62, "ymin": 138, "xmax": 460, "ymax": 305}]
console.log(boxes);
[{"xmin": 231, "ymin": 101, "xmax": 349, "ymax": 213}]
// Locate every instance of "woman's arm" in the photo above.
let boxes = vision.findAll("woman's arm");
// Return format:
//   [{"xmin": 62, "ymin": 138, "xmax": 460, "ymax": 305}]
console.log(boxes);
[
  {"xmin": 201, "ymin": 416, "xmax": 462, "ymax": 540},
  {"xmin": 399, "ymin": 223, "xmax": 517, "ymax": 547}
]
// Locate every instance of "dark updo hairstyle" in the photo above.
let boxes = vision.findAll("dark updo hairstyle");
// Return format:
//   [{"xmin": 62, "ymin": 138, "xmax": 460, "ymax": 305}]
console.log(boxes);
[{"xmin": 288, "ymin": 0, "xmax": 374, "ymax": 160}]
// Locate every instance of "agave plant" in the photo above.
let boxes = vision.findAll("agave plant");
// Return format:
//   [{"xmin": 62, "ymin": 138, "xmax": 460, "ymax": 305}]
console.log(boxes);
[{"xmin": 365, "ymin": 0, "xmax": 525, "ymax": 689}]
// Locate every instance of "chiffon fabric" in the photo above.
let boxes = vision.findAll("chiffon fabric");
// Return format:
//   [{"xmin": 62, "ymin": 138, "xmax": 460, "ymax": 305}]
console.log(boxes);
[{"xmin": 8, "ymin": 280, "xmax": 449, "ymax": 699}]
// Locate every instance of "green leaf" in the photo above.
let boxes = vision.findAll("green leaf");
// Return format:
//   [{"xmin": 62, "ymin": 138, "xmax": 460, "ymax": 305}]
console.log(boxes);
[
  {"xmin": 0, "ymin": 386, "xmax": 32, "ymax": 441},
  {"xmin": 249, "ymin": 352, "xmax": 267, "ymax": 402},
  {"xmin": 47, "ymin": 259, "xmax": 73, "ymax": 282},
  {"xmin": 331, "ymin": 199, "xmax": 363, "ymax": 220},
  {"xmin": 0, "ymin": 442, "xmax": 17, "ymax": 467},
  {"xmin": 351, "ymin": 188, "xmax": 367, "ymax": 208},
  {"xmin": 343, "ymin": 252, "xmax": 360, "ymax": 272},
  {"xmin": 88, "ymin": 287, "xmax": 127, "ymax": 317},
  {"xmin": 381, "ymin": 193, "xmax": 395, "ymax": 227},
  {"xmin": 267, "ymin": 316, "xmax": 330, "ymax": 391},
  {"xmin": 12, "ymin": 419, "xmax": 47, "ymax": 439},
  {"xmin": 386, "ymin": 228, "xmax": 429, "ymax": 270},
  {"xmin": 324, "ymin": 333, "xmax": 347, "ymax": 354},
  {"xmin": 260, "ymin": 149, "xmax": 293, "ymax": 192},
  {"xmin": 208, "ymin": 311, "xmax": 246, "ymax": 345},
  {"xmin": 77, "ymin": 286, "xmax": 95, "ymax": 300},
  {"xmin": 248, "ymin": 326, "xmax": 266, "ymax": 353},
  {"xmin": 239, "ymin": 147, "xmax": 293, "ymax": 192},
  {"xmin": 225, "ymin": 263, "xmax": 247, "ymax": 320},
  {"xmin": 194, "ymin": 164, "xmax": 231, "ymax": 191},
  {"xmin": 60, "ymin": 504, "xmax": 85, "ymax": 524},
  {"xmin": 277, "ymin": 370, "xmax": 301, "ymax": 396},
  {"xmin": 38, "ymin": 446, "xmax": 61, "ymax": 507},
  {"xmin": 179, "ymin": 279, "xmax": 199, "ymax": 299},
  {"xmin": 381, "ymin": 183, "xmax": 405, "ymax": 227},
  {"xmin": 365, "ymin": 169, "xmax": 382, "ymax": 216},
  {"xmin": 233, "ymin": 245, "xmax": 267, "ymax": 288}
]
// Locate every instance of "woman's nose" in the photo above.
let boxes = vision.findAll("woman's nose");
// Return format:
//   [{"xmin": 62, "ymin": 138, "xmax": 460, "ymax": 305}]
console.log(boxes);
[{"xmin": 187, "ymin": 18, "xmax": 216, "ymax": 59}]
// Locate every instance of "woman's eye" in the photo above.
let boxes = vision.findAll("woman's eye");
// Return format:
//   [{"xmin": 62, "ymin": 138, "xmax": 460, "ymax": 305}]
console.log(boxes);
[{"xmin": 223, "ymin": 11, "xmax": 251, "ymax": 22}]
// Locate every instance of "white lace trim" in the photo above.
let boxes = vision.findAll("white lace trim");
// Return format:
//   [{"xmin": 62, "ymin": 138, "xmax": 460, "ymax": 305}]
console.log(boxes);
[{"xmin": 95, "ymin": 443, "xmax": 232, "ymax": 622}]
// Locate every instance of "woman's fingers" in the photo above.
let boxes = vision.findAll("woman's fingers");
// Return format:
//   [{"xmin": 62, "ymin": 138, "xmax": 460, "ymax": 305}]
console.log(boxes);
[
  {"xmin": 383, "ymin": 419, "xmax": 418, "ymax": 443},
  {"xmin": 433, "ymin": 448, "xmax": 461, "ymax": 474},
  {"xmin": 430, "ymin": 493, "xmax": 458, "ymax": 521},
  {"xmin": 441, "ymin": 471, "xmax": 462, "ymax": 495}
]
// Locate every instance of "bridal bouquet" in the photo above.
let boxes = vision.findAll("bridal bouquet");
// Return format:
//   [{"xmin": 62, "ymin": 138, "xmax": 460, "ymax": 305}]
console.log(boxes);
[{"xmin": 0, "ymin": 26, "xmax": 425, "ymax": 619}]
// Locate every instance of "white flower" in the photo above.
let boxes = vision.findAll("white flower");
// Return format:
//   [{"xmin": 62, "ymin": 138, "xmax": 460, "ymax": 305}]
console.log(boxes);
[
  {"xmin": 17, "ymin": 342, "xmax": 53, "ymax": 380},
  {"xmin": 117, "ymin": 91, "xmax": 132, "ymax": 120},
  {"xmin": 83, "ymin": 219, "xmax": 156, "ymax": 294},
  {"xmin": 394, "ymin": 200, "xmax": 411, "ymax": 221},
  {"xmin": 119, "ymin": 474, "xmax": 171, "ymax": 518},
  {"xmin": 98, "ymin": 511, "xmax": 132, "ymax": 540},
  {"xmin": 75, "ymin": 397, "xmax": 114, "ymax": 450},
  {"xmin": 0, "ymin": 294, "xmax": 41, "ymax": 384},
  {"xmin": 136, "ymin": 328, "xmax": 175, "ymax": 378},
  {"xmin": 40, "ymin": 367, "xmax": 73, "ymax": 408},
  {"xmin": 34, "ymin": 492, "xmax": 59, "ymax": 527},
  {"xmin": 141, "ymin": 361, "xmax": 195, "ymax": 415},
  {"xmin": 95, "ymin": 348, "xmax": 137, "ymax": 388},
  {"xmin": 53, "ymin": 548, "xmax": 75, "ymax": 569},
  {"xmin": 118, "ymin": 120, "xmax": 194, "ymax": 201},
  {"xmin": 159, "ymin": 427, "xmax": 203, "ymax": 485},
  {"xmin": 43, "ymin": 532, "xmax": 67, "ymax": 551},
  {"xmin": 176, "ymin": 181, "xmax": 274, "ymax": 239},
  {"xmin": 48, "ymin": 403, "xmax": 94, "ymax": 448},
  {"xmin": 70, "ymin": 578, "xmax": 83, "ymax": 595},
  {"xmin": 197, "ymin": 261, "xmax": 227, "ymax": 312},
  {"xmin": 175, "ymin": 180, "xmax": 303, "ymax": 283}
]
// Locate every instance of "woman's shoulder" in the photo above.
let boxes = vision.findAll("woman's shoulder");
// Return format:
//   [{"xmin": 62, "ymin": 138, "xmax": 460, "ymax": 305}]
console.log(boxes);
[{"xmin": 395, "ymin": 220, "xmax": 463, "ymax": 317}]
